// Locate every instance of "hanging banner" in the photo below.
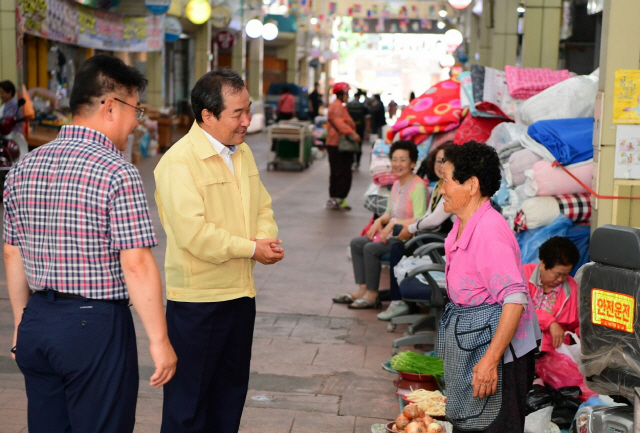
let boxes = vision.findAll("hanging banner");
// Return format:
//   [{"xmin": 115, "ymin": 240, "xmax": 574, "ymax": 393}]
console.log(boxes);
[{"xmin": 17, "ymin": 0, "xmax": 164, "ymax": 52}]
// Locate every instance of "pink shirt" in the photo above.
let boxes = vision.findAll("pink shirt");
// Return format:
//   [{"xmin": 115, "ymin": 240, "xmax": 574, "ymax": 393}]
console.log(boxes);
[
  {"xmin": 277, "ymin": 93, "xmax": 295, "ymax": 114},
  {"xmin": 445, "ymin": 200, "xmax": 540, "ymax": 362}
]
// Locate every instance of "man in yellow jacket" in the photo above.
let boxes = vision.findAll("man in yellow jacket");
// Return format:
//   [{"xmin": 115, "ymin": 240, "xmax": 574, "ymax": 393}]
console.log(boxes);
[{"xmin": 154, "ymin": 68, "xmax": 284, "ymax": 433}]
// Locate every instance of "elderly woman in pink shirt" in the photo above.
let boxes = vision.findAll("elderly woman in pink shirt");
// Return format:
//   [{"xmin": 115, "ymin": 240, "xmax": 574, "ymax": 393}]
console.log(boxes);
[{"xmin": 437, "ymin": 141, "xmax": 541, "ymax": 433}]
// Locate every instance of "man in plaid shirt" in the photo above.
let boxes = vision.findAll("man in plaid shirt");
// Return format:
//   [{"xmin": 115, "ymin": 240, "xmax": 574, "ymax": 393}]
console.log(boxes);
[{"xmin": 3, "ymin": 55, "xmax": 176, "ymax": 433}]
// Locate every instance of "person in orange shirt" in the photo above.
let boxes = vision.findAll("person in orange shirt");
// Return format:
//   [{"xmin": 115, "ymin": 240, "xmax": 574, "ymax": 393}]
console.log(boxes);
[
  {"xmin": 326, "ymin": 82, "xmax": 360, "ymax": 210},
  {"xmin": 276, "ymin": 86, "xmax": 295, "ymax": 121}
]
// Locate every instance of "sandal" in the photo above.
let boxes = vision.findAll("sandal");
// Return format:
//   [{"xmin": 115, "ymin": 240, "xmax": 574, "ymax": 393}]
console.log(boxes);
[
  {"xmin": 332, "ymin": 293, "xmax": 355, "ymax": 304},
  {"xmin": 347, "ymin": 298, "xmax": 381, "ymax": 309}
]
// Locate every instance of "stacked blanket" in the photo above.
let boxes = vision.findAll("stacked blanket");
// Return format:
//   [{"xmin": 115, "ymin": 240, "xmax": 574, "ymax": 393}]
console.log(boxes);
[{"xmin": 386, "ymin": 78, "xmax": 463, "ymax": 144}]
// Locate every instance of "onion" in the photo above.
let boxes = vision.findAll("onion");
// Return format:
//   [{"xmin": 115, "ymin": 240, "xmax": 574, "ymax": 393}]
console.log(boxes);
[
  {"xmin": 412, "ymin": 418, "xmax": 427, "ymax": 428},
  {"xmin": 422, "ymin": 414, "xmax": 434, "ymax": 424},
  {"xmin": 405, "ymin": 422, "xmax": 426, "ymax": 433},
  {"xmin": 403, "ymin": 403, "xmax": 421, "ymax": 420},
  {"xmin": 416, "ymin": 406, "xmax": 426, "ymax": 418},
  {"xmin": 426, "ymin": 422, "xmax": 443, "ymax": 433},
  {"xmin": 396, "ymin": 414, "xmax": 410, "ymax": 430}
]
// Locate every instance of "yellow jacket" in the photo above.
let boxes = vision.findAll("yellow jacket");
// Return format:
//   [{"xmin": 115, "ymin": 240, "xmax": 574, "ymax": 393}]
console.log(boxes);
[{"xmin": 154, "ymin": 122, "xmax": 278, "ymax": 302}]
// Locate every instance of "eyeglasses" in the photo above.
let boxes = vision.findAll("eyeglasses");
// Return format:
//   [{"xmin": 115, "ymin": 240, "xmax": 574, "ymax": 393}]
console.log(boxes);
[
  {"xmin": 435, "ymin": 159, "xmax": 446, "ymax": 165},
  {"xmin": 391, "ymin": 158, "xmax": 410, "ymax": 163},
  {"xmin": 102, "ymin": 97, "xmax": 145, "ymax": 120}
]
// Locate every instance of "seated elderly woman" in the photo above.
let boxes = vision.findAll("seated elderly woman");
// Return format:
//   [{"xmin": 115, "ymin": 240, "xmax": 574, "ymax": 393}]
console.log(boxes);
[
  {"xmin": 378, "ymin": 142, "xmax": 456, "ymax": 320},
  {"xmin": 523, "ymin": 236, "xmax": 580, "ymax": 354},
  {"xmin": 333, "ymin": 140, "xmax": 428, "ymax": 309},
  {"xmin": 437, "ymin": 141, "xmax": 541, "ymax": 433}
]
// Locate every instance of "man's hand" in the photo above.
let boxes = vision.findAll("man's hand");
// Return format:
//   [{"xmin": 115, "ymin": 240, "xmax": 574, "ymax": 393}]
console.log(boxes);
[
  {"xmin": 252, "ymin": 238, "xmax": 284, "ymax": 264},
  {"xmin": 398, "ymin": 225, "xmax": 413, "ymax": 241},
  {"xmin": 349, "ymin": 132, "xmax": 361, "ymax": 143},
  {"xmin": 549, "ymin": 321, "xmax": 565, "ymax": 348},
  {"xmin": 149, "ymin": 338, "xmax": 177, "ymax": 388}
]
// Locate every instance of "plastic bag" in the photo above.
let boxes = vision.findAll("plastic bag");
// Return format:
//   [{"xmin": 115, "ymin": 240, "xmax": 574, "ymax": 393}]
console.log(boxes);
[
  {"xmin": 536, "ymin": 351, "xmax": 583, "ymax": 389},
  {"xmin": 524, "ymin": 406, "xmax": 553, "ymax": 433},
  {"xmin": 517, "ymin": 214, "xmax": 572, "ymax": 264},
  {"xmin": 21, "ymin": 84, "xmax": 35, "ymax": 119},
  {"xmin": 536, "ymin": 351, "xmax": 596, "ymax": 401},
  {"xmin": 556, "ymin": 331, "xmax": 581, "ymax": 364}
]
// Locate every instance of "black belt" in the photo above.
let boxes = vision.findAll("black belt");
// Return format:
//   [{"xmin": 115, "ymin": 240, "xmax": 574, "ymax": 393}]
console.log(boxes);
[{"xmin": 34, "ymin": 290, "xmax": 129, "ymax": 305}]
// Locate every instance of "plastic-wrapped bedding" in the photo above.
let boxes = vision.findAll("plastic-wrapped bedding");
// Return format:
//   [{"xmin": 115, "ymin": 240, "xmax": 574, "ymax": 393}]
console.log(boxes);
[
  {"xmin": 527, "ymin": 117, "xmax": 594, "ymax": 165},
  {"xmin": 519, "ymin": 75, "xmax": 599, "ymax": 126},
  {"xmin": 513, "ymin": 193, "xmax": 591, "ymax": 232},
  {"xmin": 524, "ymin": 160, "xmax": 593, "ymax": 197},
  {"xmin": 486, "ymin": 122, "xmax": 528, "ymax": 153},
  {"xmin": 506, "ymin": 149, "xmax": 543, "ymax": 186},
  {"xmin": 497, "ymin": 140, "xmax": 525, "ymax": 165},
  {"xmin": 514, "ymin": 196, "xmax": 560, "ymax": 231}
]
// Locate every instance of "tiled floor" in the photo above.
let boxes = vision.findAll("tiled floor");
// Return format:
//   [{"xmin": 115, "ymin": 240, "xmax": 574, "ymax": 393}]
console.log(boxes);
[{"xmin": 0, "ymin": 127, "xmax": 424, "ymax": 432}]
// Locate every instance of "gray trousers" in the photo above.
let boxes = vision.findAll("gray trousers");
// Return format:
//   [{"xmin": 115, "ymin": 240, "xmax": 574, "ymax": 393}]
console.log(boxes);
[{"xmin": 350, "ymin": 236, "xmax": 402, "ymax": 291}]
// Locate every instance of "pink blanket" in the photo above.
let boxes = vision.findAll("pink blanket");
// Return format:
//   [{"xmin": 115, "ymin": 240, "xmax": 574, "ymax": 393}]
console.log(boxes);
[
  {"xmin": 386, "ymin": 78, "xmax": 463, "ymax": 144},
  {"xmin": 505, "ymin": 66, "xmax": 572, "ymax": 100}
]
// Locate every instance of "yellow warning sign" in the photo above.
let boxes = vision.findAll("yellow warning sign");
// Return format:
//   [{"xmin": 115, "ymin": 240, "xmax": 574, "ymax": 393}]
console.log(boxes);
[{"xmin": 591, "ymin": 289, "xmax": 635, "ymax": 333}]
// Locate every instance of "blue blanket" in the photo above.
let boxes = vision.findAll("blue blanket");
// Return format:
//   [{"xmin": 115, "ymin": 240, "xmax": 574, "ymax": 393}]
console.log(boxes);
[{"xmin": 527, "ymin": 117, "xmax": 594, "ymax": 165}]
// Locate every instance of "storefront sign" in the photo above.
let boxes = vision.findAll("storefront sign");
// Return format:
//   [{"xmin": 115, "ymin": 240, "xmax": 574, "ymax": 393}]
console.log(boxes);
[
  {"xmin": 215, "ymin": 30, "xmax": 235, "ymax": 50},
  {"xmin": 210, "ymin": 6, "xmax": 231, "ymax": 29},
  {"xmin": 165, "ymin": 16, "xmax": 182, "ymax": 42},
  {"xmin": 591, "ymin": 288, "xmax": 635, "ymax": 333},
  {"xmin": 145, "ymin": 0, "xmax": 171, "ymax": 15},
  {"xmin": 17, "ymin": 0, "xmax": 164, "ymax": 52}
]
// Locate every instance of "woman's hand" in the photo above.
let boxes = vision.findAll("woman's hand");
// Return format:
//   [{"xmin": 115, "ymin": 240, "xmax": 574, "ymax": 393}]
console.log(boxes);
[
  {"xmin": 549, "ymin": 321, "xmax": 565, "ymax": 348},
  {"xmin": 398, "ymin": 225, "xmax": 413, "ymax": 241},
  {"xmin": 471, "ymin": 354, "xmax": 499, "ymax": 399},
  {"xmin": 366, "ymin": 219, "xmax": 382, "ymax": 240},
  {"xmin": 379, "ymin": 223, "xmax": 393, "ymax": 244}
]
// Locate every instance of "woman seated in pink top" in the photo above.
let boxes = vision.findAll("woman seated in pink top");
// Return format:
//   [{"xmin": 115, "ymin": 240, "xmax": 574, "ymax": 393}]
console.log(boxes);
[
  {"xmin": 332, "ymin": 140, "xmax": 428, "ymax": 309},
  {"xmin": 438, "ymin": 141, "xmax": 541, "ymax": 433},
  {"xmin": 523, "ymin": 236, "xmax": 580, "ymax": 354}
]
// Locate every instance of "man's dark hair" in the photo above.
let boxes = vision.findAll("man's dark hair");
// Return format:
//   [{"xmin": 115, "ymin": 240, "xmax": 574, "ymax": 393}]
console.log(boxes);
[
  {"xmin": 539, "ymin": 236, "xmax": 580, "ymax": 269},
  {"xmin": 443, "ymin": 141, "xmax": 501, "ymax": 197},
  {"xmin": 0, "ymin": 80, "xmax": 16, "ymax": 98},
  {"xmin": 282, "ymin": 86, "xmax": 291, "ymax": 94},
  {"xmin": 191, "ymin": 68, "xmax": 246, "ymax": 122},
  {"xmin": 69, "ymin": 55, "xmax": 147, "ymax": 116},
  {"xmin": 389, "ymin": 140, "xmax": 418, "ymax": 164}
]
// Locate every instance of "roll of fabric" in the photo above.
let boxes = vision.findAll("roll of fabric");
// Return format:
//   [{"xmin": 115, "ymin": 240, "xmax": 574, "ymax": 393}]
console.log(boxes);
[
  {"xmin": 524, "ymin": 160, "xmax": 593, "ymax": 197},
  {"xmin": 527, "ymin": 117, "xmax": 594, "ymax": 165},
  {"xmin": 514, "ymin": 196, "xmax": 560, "ymax": 232},
  {"xmin": 507, "ymin": 149, "xmax": 544, "ymax": 187}
]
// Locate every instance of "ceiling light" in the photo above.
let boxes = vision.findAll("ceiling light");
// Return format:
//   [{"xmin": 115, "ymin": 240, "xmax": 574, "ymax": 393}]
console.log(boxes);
[
  {"xmin": 262, "ymin": 22, "xmax": 279, "ymax": 40},
  {"xmin": 438, "ymin": 9, "xmax": 448, "ymax": 18},
  {"xmin": 245, "ymin": 19, "xmax": 263, "ymax": 38},
  {"xmin": 517, "ymin": 5, "xmax": 526, "ymax": 13},
  {"xmin": 437, "ymin": 21, "xmax": 446, "ymax": 30},
  {"xmin": 310, "ymin": 17, "xmax": 318, "ymax": 25}
]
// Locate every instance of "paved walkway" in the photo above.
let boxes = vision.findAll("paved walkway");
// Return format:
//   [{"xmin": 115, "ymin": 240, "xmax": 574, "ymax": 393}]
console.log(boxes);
[{"xmin": 0, "ymin": 129, "xmax": 414, "ymax": 432}]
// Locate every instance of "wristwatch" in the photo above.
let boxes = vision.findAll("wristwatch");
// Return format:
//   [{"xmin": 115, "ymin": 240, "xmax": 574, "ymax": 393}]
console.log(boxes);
[{"xmin": 10, "ymin": 346, "xmax": 16, "ymax": 354}]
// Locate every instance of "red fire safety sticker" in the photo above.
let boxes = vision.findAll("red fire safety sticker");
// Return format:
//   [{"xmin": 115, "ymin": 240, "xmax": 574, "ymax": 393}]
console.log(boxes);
[{"xmin": 591, "ymin": 288, "xmax": 635, "ymax": 333}]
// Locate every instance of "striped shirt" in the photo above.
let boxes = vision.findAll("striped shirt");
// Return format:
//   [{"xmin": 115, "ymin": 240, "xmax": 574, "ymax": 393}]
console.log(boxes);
[{"xmin": 3, "ymin": 125, "xmax": 157, "ymax": 299}]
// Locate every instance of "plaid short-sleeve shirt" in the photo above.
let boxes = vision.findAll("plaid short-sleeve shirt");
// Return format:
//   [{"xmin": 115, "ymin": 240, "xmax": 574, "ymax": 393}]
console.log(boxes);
[{"xmin": 3, "ymin": 125, "xmax": 157, "ymax": 299}]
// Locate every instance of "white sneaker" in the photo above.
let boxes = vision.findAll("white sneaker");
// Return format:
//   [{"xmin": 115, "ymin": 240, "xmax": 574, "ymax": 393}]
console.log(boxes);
[{"xmin": 377, "ymin": 300, "xmax": 410, "ymax": 321}]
